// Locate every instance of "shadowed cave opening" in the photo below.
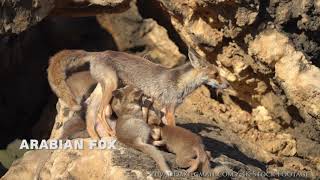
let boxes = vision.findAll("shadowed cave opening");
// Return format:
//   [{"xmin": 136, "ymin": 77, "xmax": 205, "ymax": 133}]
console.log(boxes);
[{"xmin": 0, "ymin": 16, "xmax": 117, "ymax": 148}]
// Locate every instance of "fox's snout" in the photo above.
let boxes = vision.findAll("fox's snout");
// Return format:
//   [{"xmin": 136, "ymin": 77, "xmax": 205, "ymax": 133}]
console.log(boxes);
[{"xmin": 206, "ymin": 79, "xmax": 229, "ymax": 89}]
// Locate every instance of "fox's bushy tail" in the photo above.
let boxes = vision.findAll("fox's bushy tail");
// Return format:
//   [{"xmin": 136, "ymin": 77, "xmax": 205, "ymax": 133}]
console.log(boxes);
[{"xmin": 47, "ymin": 50, "xmax": 93, "ymax": 110}]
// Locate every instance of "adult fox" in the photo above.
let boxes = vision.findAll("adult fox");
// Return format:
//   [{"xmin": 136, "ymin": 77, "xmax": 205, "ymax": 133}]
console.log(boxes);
[{"xmin": 47, "ymin": 48, "xmax": 228, "ymax": 137}]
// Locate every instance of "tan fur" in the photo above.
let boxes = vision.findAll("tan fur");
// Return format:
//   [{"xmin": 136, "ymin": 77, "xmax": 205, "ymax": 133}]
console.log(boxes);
[
  {"xmin": 65, "ymin": 71, "xmax": 101, "ymax": 138},
  {"xmin": 112, "ymin": 86, "xmax": 172, "ymax": 176},
  {"xmin": 151, "ymin": 125, "xmax": 211, "ymax": 173},
  {"xmin": 65, "ymin": 71, "xmax": 103, "ymax": 139},
  {"xmin": 85, "ymin": 84, "xmax": 103, "ymax": 139},
  {"xmin": 141, "ymin": 97, "xmax": 163, "ymax": 125},
  {"xmin": 90, "ymin": 60, "xmax": 118, "ymax": 137},
  {"xmin": 48, "ymin": 51, "xmax": 118, "ymax": 137},
  {"xmin": 66, "ymin": 71, "xmax": 96, "ymax": 103},
  {"xmin": 47, "ymin": 49, "xmax": 228, "ymax": 127},
  {"xmin": 48, "ymin": 50, "xmax": 90, "ymax": 110}
]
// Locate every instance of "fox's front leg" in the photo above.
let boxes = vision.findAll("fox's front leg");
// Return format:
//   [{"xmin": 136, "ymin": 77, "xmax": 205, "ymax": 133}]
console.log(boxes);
[
  {"xmin": 164, "ymin": 105, "xmax": 176, "ymax": 126},
  {"xmin": 141, "ymin": 97, "xmax": 154, "ymax": 123}
]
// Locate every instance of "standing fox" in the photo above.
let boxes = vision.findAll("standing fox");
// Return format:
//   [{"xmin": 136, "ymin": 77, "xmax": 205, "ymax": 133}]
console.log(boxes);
[{"xmin": 47, "ymin": 48, "xmax": 227, "ymax": 136}]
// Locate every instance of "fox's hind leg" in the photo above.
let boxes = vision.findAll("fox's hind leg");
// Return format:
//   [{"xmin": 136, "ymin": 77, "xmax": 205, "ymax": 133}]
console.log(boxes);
[
  {"xmin": 85, "ymin": 85, "xmax": 102, "ymax": 139},
  {"xmin": 87, "ymin": 118, "xmax": 100, "ymax": 139},
  {"xmin": 97, "ymin": 81, "xmax": 117, "ymax": 137},
  {"xmin": 90, "ymin": 59, "xmax": 118, "ymax": 137},
  {"xmin": 97, "ymin": 106, "xmax": 114, "ymax": 136}
]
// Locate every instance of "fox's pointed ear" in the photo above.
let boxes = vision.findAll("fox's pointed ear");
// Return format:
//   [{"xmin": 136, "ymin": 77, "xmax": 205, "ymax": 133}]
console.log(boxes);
[{"xmin": 188, "ymin": 48, "xmax": 209, "ymax": 68}]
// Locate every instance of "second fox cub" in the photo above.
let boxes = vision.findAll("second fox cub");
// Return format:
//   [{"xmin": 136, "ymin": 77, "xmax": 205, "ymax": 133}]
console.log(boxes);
[
  {"xmin": 151, "ymin": 125, "xmax": 211, "ymax": 173},
  {"xmin": 47, "ymin": 48, "xmax": 228, "ymax": 129}
]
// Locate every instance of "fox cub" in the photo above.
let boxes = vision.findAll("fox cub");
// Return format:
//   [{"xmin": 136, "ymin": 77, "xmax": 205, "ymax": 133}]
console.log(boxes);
[
  {"xmin": 111, "ymin": 86, "xmax": 172, "ymax": 176},
  {"xmin": 151, "ymin": 125, "xmax": 211, "ymax": 173}
]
